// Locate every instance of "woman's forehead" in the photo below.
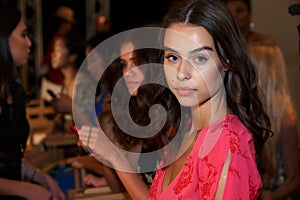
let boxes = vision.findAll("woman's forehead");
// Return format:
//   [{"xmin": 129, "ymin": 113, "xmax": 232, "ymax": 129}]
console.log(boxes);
[
  {"xmin": 120, "ymin": 42, "xmax": 134, "ymax": 55},
  {"xmin": 164, "ymin": 24, "xmax": 215, "ymax": 54}
]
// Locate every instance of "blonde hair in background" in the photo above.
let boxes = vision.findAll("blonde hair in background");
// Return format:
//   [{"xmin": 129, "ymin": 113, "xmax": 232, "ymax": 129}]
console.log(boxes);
[{"xmin": 248, "ymin": 43, "xmax": 296, "ymax": 186}]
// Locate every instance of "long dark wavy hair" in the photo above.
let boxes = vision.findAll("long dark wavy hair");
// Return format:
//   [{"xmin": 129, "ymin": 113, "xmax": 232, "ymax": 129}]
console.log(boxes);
[
  {"xmin": 0, "ymin": 7, "xmax": 21, "ymax": 101},
  {"xmin": 101, "ymin": 28, "xmax": 182, "ymax": 152},
  {"xmin": 0, "ymin": 7, "xmax": 29, "ymax": 144},
  {"xmin": 160, "ymin": 0, "xmax": 272, "ymax": 169},
  {"xmin": 108, "ymin": 47, "xmax": 176, "ymax": 152}
]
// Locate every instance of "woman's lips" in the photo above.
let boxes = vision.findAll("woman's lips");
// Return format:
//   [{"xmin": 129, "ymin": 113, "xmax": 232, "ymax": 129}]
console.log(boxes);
[
  {"xmin": 125, "ymin": 81, "xmax": 140, "ymax": 87},
  {"xmin": 175, "ymin": 87, "xmax": 195, "ymax": 96},
  {"xmin": 26, "ymin": 50, "xmax": 30, "ymax": 58}
]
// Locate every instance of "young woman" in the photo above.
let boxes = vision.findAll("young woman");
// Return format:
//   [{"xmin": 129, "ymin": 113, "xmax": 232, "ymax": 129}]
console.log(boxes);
[
  {"xmin": 47, "ymin": 33, "xmax": 85, "ymax": 134},
  {"xmin": 0, "ymin": 6, "xmax": 65, "ymax": 200},
  {"xmin": 248, "ymin": 43, "xmax": 300, "ymax": 199},
  {"xmin": 76, "ymin": 29, "xmax": 178, "ymax": 199},
  {"xmin": 78, "ymin": 1, "xmax": 272, "ymax": 198},
  {"xmin": 148, "ymin": 0, "xmax": 271, "ymax": 199}
]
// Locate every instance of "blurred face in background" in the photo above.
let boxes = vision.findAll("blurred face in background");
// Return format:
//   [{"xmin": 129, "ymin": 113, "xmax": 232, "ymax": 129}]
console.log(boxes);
[
  {"xmin": 120, "ymin": 42, "xmax": 145, "ymax": 96},
  {"xmin": 226, "ymin": 0, "xmax": 251, "ymax": 33},
  {"xmin": 51, "ymin": 38, "xmax": 70, "ymax": 69},
  {"xmin": 9, "ymin": 19, "xmax": 32, "ymax": 67}
]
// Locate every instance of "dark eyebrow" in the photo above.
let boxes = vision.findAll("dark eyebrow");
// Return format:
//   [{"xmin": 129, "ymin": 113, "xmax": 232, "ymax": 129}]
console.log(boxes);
[
  {"xmin": 164, "ymin": 46, "xmax": 214, "ymax": 54},
  {"xmin": 163, "ymin": 47, "xmax": 179, "ymax": 53},
  {"xmin": 190, "ymin": 46, "xmax": 213, "ymax": 54}
]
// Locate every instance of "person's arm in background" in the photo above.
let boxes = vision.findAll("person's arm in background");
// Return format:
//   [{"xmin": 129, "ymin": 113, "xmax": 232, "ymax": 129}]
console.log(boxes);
[
  {"xmin": 99, "ymin": 111, "xmax": 150, "ymax": 199},
  {"xmin": 0, "ymin": 178, "xmax": 52, "ymax": 200},
  {"xmin": 22, "ymin": 158, "xmax": 66, "ymax": 200},
  {"xmin": 71, "ymin": 155, "xmax": 104, "ymax": 175},
  {"xmin": 50, "ymin": 93, "xmax": 72, "ymax": 114},
  {"xmin": 78, "ymin": 123, "xmax": 151, "ymax": 200},
  {"xmin": 113, "ymin": 169, "xmax": 150, "ymax": 200}
]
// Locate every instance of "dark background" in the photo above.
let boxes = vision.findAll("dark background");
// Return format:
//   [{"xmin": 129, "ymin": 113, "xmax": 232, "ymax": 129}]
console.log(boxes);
[
  {"xmin": 110, "ymin": 0, "xmax": 175, "ymax": 33},
  {"xmin": 0, "ymin": 0, "xmax": 175, "ymax": 92},
  {"xmin": 41, "ymin": 0, "xmax": 175, "ymax": 52},
  {"xmin": 0, "ymin": 0, "xmax": 175, "ymax": 52}
]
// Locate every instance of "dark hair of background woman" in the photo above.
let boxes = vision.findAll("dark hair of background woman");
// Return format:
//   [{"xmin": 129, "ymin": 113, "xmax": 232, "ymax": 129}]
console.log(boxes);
[{"xmin": 0, "ymin": 6, "xmax": 21, "ymax": 100}]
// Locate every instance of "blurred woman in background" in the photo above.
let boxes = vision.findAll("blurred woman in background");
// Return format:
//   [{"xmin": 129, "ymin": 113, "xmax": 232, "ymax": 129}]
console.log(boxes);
[
  {"xmin": 0, "ymin": 6, "xmax": 65, "ymax": 200},
  {"xmin": 249, "ymin": 43, "xmax": 300, "ymax": 199}
]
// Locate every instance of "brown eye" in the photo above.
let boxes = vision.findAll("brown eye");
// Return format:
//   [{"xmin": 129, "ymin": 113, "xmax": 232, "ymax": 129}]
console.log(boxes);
[
  {"xmin": 166, "ymin": 54, "xmax": 179, "ymax": 62},
  {"xmin": 119, "ymin": 60, "xmax": 127, "ymax": 68}
]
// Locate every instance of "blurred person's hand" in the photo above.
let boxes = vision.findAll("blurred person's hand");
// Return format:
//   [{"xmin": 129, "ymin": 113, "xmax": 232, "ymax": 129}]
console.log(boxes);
[
  {"xmin": 41, "ymin": 173, "xmax": 66, "ymax": 200},
  {"xmin": 78, "ymin": 126, "xmax": 131, "ymax": 171},
  {"xmin": 22, "ymin": 158, "xmax": 66, "ymax": 200},
  {"xmin": 51, "ymin": 93, "xmax": 72, "ymax": 114},
  {"xmin": 82, "ymin": 174, "xmax": 107, "ymax": 187}
]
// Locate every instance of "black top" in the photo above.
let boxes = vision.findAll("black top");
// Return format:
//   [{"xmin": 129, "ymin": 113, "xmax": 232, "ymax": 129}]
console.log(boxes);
[{"xmin": 0, "ymin": 81, "xmax": 29, "ymax": 200}]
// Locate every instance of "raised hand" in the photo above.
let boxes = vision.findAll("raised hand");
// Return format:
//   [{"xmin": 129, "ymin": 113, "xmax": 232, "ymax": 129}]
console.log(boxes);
[{"xmin": 78, "ymin": 125, "xmax": 136, "ymax": 173}]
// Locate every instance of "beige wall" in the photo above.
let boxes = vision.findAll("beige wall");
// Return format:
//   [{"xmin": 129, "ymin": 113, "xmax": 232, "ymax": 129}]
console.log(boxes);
[{"xmin": 252, "ymin": 0, "xmax": 300, "ymax": 138}]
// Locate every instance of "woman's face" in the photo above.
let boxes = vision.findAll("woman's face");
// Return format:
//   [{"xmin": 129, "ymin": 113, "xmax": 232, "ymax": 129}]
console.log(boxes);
[
  {"xmin": 226, "ymin": 0, "xmax": 250, "ymax": 32},
  {"xmin": 8, "ymin": 19, "xmax": 31, "ymax": 67},
  {"xmin": 51, "ymin": 38, "xmax": 69, "ymax": 69},
  {"xmin": 120, "ymin": 42, "xmax": 145, "ymax": 96},
  {"xmin": 163, "ymin": 23, "xmax": 226, "ymax": 108}
]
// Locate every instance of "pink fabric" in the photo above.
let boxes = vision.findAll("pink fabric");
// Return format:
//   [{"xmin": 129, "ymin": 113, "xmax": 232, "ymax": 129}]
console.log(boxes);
[{"xmin": 149, "ymin": 114, "xmax": 262, "ymax": 200}]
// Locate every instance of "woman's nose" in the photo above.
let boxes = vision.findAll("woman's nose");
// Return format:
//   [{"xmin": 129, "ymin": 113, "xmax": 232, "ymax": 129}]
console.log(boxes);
[
  {"xmin": 26, "ymin": 36, "xmax": 32, "ymax": 47},
  {"xmin": 177, "ymin": 60, "xmax": 191, "ymax": 80},
  {"xmin": 123, "ymin": 62, "xmax": 136, "ymax": 75}
]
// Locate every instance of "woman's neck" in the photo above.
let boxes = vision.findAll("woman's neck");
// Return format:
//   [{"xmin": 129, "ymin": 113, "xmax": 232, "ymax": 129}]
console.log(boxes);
[
  {"xmin": 61, "ymin": 65, "xmax": 77, "ymax": 83},
  {"xmin": 190, "ymin": 89, "xmax": 230, "ymax": 132}
]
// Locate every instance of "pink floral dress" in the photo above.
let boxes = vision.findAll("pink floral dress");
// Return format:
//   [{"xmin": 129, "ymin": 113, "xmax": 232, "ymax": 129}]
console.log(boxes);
[{"xmin": 149, "ymin": 114, "xmax": 262, "ymax": 200}]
